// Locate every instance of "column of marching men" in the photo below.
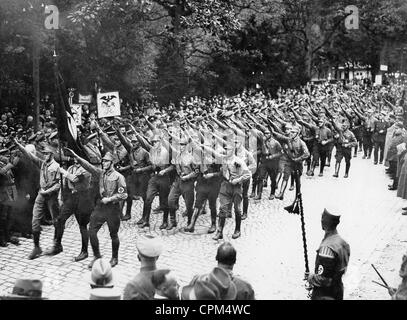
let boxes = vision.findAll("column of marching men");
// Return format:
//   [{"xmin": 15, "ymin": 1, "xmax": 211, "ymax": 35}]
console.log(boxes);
[{"xmin": 0, "ymin": 83, "xmax": 404, "ymax": 274}]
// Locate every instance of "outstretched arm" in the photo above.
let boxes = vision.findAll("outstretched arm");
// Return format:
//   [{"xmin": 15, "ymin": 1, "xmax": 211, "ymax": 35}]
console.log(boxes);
[
  {"xmin": 64, "ymin": 148, "xmax": 101, "ymax": 177},
  {"xmin": 13, "ymin": 139, "xmax": 42, "ymax": 168}
]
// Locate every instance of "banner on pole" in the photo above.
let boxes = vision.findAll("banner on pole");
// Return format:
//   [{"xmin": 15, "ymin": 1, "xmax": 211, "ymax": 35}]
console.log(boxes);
[
  {"xmin": 70, "ymin": 104, "xmax": 83, "ymax": 126},
  {"xmin": 97, "ymin": 92, "xmax": 121, "ymax": 118},
  {"xmin": 66, "ymin": 111, "xmax": 77, "ymax": 141},
  {"xmin": 79, "ymin": 94, "xmax": 92, "ymax": 104}
]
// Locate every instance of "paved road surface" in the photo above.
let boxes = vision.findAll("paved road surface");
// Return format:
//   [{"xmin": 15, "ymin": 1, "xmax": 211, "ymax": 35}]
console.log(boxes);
[{"xmin": 0, "ymin": 152, "xmax": 406, "ymax": 300}]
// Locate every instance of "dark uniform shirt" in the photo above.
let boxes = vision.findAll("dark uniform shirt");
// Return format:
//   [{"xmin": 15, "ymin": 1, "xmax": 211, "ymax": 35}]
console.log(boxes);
[
  {"xmin": 122, "ymin": 266, "xmax": 157, "ymax": 300},
  {"xmin": 64, "ymin": 163, "xmax": 92, "ymax": 192},
  {"xmin": 84, "ymin": 143, "xmax": 102, "ymax": 165},
  {"xmin": 309, "ymin": 230, "xmax": 350, "ymax": 300},
  {"xmin": 129, "ymin": 147, "xmax": 150, "ymax": 169}
]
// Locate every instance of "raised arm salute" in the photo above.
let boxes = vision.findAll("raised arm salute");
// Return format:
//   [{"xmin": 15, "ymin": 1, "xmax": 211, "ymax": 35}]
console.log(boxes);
[
  {"xmin": 14, "ymin": 139, "xmax": 61, "ymax": 260},
  {"xmin": 64, "ymin": 148, "xmax": 127, "ymax": 269}
]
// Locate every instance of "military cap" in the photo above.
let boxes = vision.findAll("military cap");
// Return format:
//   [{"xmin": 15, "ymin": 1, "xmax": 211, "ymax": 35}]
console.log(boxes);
[
  {"xmin": 102, "ymin": 152, "xmax": 114, "ymax": 162},
  {"xmin": 322, "ymin": 208, "xmax": 341, "ymax": 224},
  {"xmin": 136, "ymin": 236, "xmax": 164, "ymax": 258}
]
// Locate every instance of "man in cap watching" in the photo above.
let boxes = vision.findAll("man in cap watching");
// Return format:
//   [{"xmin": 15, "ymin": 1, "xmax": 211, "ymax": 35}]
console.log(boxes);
[
  {"xmin": 215, "ymin": 242, "xmax": 255, "ymax": 300},
  {"xmin": 14, "ymin": 140, "xmax": 61, "ymax": 260},
  {"xmin": 64, "ymin": 149, "xmax": 127, "ymax": 268},
  {"xmin": 307, "ymin": 208, "xmax": 350, "ymax": 300},
  {"xmin": 123, "ymin": 236, "xmax": 163, "ymax": 300}
]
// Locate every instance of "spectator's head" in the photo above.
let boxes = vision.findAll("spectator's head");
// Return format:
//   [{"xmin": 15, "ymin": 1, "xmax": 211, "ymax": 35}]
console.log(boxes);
[
  {"xmin": 88, "ymin": 258, "xmax": 114, "ymax": 289},
  {"xmin": 4, "ymin": 279, "xmax": 46, "ymax": 300},
  {"xmin": 136, "ymin": 236, "xmax": 163, "ymax": 265},
  {"xmin": 194, "ymin": 267, "xmax": 237, "ymax": 300},
  {"xmin": 181, "ymin": 281, "xmax": 220, "ymax": 300},
  {"xmin": 216, "ymin": 242, "xmax": 237, "ymax": 269},
  {"xmin": 151, "ymin": 269, "xmax": 180, "ymax": 300},
  {"xmin": 321, "ymin": 208, "xmax": 340, "ymax": 231}
]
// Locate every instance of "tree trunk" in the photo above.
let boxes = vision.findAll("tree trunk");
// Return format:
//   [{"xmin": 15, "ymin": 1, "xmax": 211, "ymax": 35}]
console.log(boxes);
[
  {"xmin": 305, "ymin": 44, "xmax": 313, "ymax": 81},
  {"xmin": 33, "ymin": 36, "xmax": 40, "ymax": 131}
]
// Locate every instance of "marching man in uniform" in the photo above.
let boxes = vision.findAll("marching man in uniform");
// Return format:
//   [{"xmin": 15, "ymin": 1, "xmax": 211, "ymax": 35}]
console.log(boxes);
[
  {"xmin": 64, "ymin": 149, "xmax": 127, "ymax": 268},
  {"xmin": 14, "ymin": 141, "xmax": 61, "ymax": 260},
  {"xmin": 307, "ymin": 208, "xmax": 350, "ymax": 300}
]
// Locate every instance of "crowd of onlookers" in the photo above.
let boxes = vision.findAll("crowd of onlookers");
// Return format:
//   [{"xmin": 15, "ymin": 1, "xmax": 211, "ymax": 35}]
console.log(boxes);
[{"xmin": 1, "ymin": 239, "xmax": 255, "ymax": 300}]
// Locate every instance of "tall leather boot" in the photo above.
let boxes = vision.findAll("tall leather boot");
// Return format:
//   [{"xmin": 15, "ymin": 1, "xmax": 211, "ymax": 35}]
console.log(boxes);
[
  {"xmin": 75, "ymin": 226, "xmax": 89, "ymax": 262},
  {"xmin": 44, "ymin": 226, "xmax": 63, "ymax": 256},
  {"xmin": 232, "ymin": 213, "xmax": 242, "ymax": 239},
  {"xmin": 88, "ymin": 246, "xmax": 102, "ymax": 269},
  {"xmin": 212, "ymin": 217, "xmax": 225, "ymax": 240},
  {"xmin": 242, "ymin": 197, "xmax": 249, "ymax": 220},
  {"xmin": 276, "ymin": 180, "xmax": 288, "ymax": 200},
  {"xmin": 184, "ymin": 208, "xmax": 200, "ymax": 233},
  {"xmin": 254, "ymin": 181, "xmax": 263, "ymax": 200},
  {"xmin": 110, "ymin": 235, "xmax": 119, "ymax": 267},
  {"xmin": 208, "ymin": 208, "xmax": 217, "ymax": 234},
  {"xmin": 28, "ymin": 232, "xmax": 42, "ymax": 260},
  {"xmin": 344, "ymin": 162, "xmax": 350, "ymax": 178},
  {"xmin": 333, "ymin": 162, "xmax": 340, "ymax": 178},
  {"xmin": 166, "ymin": 209, "xmax": 177, "ymax": 230},
  {"xmin": 307, "ymin": 165, "xmax": 315, "ymax": 176},
  {"xmin": 139, "ymin": 205, "xmax": 151, "ymax": 228},
  {"xmin": 121, "ymin": 198, "xmax": 132, "ymax": 221},
  {"xmin": 160, "ymin": 210, "xmax": 169, "ymax": 229},
  {"xmin": 249, "ymin": 180, "xmax": 256, "ymax": 198}
]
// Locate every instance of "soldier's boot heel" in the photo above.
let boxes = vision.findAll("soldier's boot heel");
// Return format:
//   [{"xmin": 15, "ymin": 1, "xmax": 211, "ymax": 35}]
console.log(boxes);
[
  {"xmin": 166, "ymin": 210, "xmax": 177, "ymax": 231},
  {"xmin": 212, "ymin": 218, "xmax": 225, "ymax": 240},
  {"xmin": 212, "ymin": 230, "xmax": 223, "ymax": 241},
  {"xmin": 28, "ymin": 246, "xmax": 42, "ymax": 260}
]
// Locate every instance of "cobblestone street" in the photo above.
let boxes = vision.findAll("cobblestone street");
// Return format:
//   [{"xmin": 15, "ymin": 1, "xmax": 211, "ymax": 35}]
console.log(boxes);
[{"xmin": 1, "ymin": 153, "xmax": 406, "ymax": 300}]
